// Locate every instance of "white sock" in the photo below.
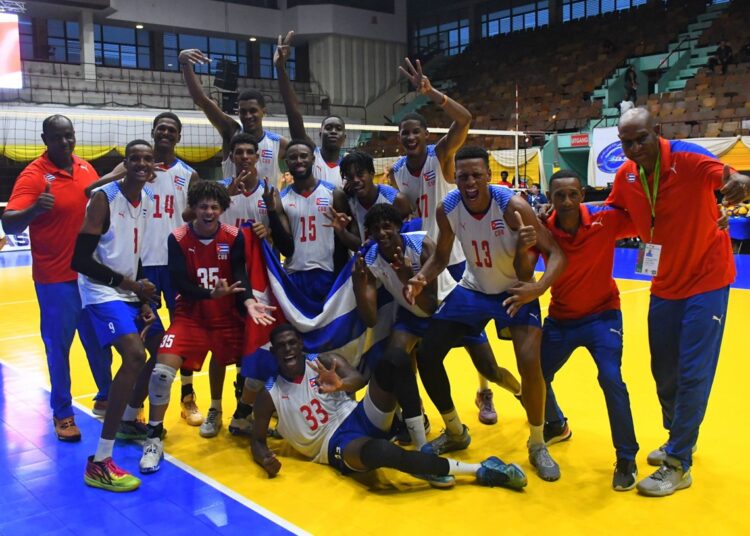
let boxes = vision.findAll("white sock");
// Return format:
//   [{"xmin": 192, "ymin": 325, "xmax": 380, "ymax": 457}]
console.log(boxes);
[
  {"xmin": 181, "ymin": 374, "xmax": 192, "ymax": 386},
  {"xmin": 405, "ymin": 415, "xmax": 427, "ymax": 449},
  {"xmin": 441, "ymin": 409, "xmax": 464, "ymax": 436},
  {"xmin": 445, "ymin": 458, "xmax": 482, "ymax": 476},
  {"xmin": 210, "ymin": 399, "xmax": 222, "ymax": 411},
  {"xmin": 122, "ymin": 405, "xmax": 140, "ymax": 421},
  {"xmin": 148, "ymin": 420, "xmax": 163, "ymax": 427},
  {"xmin": 94, "ymin": 438, "xmax": 115, "ymax": 462},
  {"xmin": 478, "ymin": 374, "xmax": 490, "ymax": 391},
  {"xmin": 529, "ymin": 424, "xmax": 544, "ymax": 447}
]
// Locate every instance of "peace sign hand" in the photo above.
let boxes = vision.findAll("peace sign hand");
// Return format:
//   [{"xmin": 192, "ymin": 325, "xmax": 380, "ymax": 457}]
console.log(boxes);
[
  {"xmin": 211, "ymin": 278, "xmax": 245, "ymax": 299},
  {"xmin": 274, "ymin": 31, "xmax": 294, "ymax": 68},
  {"xmin": 262, "ymin": 178, "xmax": 277, "ymax": 212},
  {"xmin": 309, "ymin": 358, "xmax": 344, "ymax": 393},
  {"xmin": 323, "ymin": 207, "xmax": 352, "ymax": 233},
  {"xmin": 399, "ymin": 57, "xmax": 433, "ymax": 95}
]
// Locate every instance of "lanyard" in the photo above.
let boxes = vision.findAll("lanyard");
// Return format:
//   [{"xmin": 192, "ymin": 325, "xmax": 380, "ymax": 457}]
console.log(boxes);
[{"xmin": 638, "ymin": 149, "xmax": 661, "ymax": 241}]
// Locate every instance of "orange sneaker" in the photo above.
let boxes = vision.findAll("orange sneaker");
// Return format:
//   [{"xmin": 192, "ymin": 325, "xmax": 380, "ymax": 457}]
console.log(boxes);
[{"xmin": 54, "ymin": 416, "xmax": 81, "ymax": 442}]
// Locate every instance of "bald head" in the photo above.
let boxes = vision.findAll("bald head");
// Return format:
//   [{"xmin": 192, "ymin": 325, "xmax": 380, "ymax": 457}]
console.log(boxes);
[
  {"xmin": 617, "ymin": 107, "xmax": 659, "ymax": 173},
  {"xmin": 618, "ymin": 107, "xmax": 654, "ymax": 132}
]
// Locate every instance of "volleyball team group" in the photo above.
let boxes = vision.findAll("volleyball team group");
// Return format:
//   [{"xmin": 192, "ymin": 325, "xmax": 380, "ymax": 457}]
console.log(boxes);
[{"xmin": 4, "ymin": 32, "xmax": 749, "ymax": 499}]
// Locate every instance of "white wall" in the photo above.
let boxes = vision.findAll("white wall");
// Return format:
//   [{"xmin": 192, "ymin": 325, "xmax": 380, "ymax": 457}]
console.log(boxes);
[
  {"xmin": 309, "ymin": 35, "xmax": 406, "ymax": 110},
  {"xmin": 106, "ymin": 0, "xmax": 406, "ymax": 43}
]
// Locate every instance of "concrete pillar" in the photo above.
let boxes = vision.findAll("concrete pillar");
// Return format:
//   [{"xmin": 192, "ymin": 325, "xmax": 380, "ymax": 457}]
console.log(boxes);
[
  {"xmin": 79, "ymin": 10, "xmax": 96, "ymax": 80},
  {"xmin": 548, "ymin": 0, "xmax": 562, "ymax": 26}
]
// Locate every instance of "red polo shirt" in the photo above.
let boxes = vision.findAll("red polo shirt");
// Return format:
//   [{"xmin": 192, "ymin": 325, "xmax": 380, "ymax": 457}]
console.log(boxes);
[
  {"xmin": 542, "ymin": 205, "xmax": 635, "ymax": 321},
  {"xmin": 606, "ymin": 137, "xmax": 735, "ymax": 300},
  {"xmin": 6, "ymin": 152, "xmax": 100, "ymax": 284}
]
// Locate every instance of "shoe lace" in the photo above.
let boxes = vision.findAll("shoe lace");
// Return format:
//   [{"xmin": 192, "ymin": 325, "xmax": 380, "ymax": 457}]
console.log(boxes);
[
  {"xmin": 532, "ymin": 446, "xmax": 556, "ymax": 468},
  {"xmin": 58, "ymin": 417, "xmax": 75, "ymax": 429},
  {"xmin": 651, "ymin": 465, "xmax": 674, "ymax": 482},
  {"xmin": 102, "ymin": 458, "xmax": 128, "ymax": 478},
  {"xmin": 206, "ymin": 408, "xmax": 219, "ymax": 424},
  {"xmin": 481, "ymin": 391, "xmax": 494, "ymax": 410},
  {"xmin": 144, "ymin": 441, "xmax": 160, "ymax": 456},
  {"xmin": 614, "ymin": 459, "xmax": 633, "ymax": 473}
]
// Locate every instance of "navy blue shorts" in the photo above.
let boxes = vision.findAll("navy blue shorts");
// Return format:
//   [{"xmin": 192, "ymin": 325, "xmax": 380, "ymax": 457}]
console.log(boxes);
[
  {"xmin": 327, "ymin": 402, "xmax": 391, "ymax": 475},
  {"xmin": 288, "ymin": 269, "xmax": 335, "ymax": 303},
  {"xmin": 434, "ymin": 285, "xmax": 542, "ymax": 338},
  {"xmin": 142, "ymin": 265, "xmax": 176, "ymax": 311},
  {"xmin": 85, "ymin": 300, "xmax": 164, "ymax": 348},
  {"xmin": 394, "ymin": 307, "xmax": 488, "ymax": 346}
]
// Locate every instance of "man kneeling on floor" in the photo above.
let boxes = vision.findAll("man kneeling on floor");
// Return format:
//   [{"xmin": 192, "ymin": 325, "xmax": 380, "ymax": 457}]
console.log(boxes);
[{"xmin": 251, "ymin": 323, "xmax": 527, "ymax": 490}]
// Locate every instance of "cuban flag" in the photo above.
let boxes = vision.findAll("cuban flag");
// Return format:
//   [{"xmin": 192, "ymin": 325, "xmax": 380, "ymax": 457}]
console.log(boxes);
[
  {"xmin": 44, "ymin": 173, "xmax": 56, "ymax": 182},
  {"xmin": 316, "ymin": 198, "xmax": 330, "ymax": 207},
  {"xmin": 423, "ymin": 170, "xmax": 436, "ymax": 184},
  {"xmin": 491, "ymin": 219, "xmax": 505, "ymax": 231},
  {"xmin": 257, "ymin": 199, "xmax": 267, "ymax": 209},
  {"xmin": 260, "ymin": 149, "xmax": 273, "ymax": 160},
  {"xmin": 174, "ymin": 176, "xmax": 187, "ymax": 189},
  {"xmin": 626, "ymin": 172, "xmax": 637, "ymax": 183},
  {"xmin": 217, "ymin": 243, "xmax": 230, "ymax": 260},
  {"xmin": 242, "ymin": 229, "xmax": 394, "ymax": 377}
]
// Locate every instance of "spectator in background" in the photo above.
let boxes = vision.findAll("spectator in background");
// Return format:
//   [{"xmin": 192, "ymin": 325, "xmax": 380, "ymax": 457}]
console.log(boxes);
[
  {"xmin": 498, "ymin": 171, "xmax": 513, "ymax": 188},
  {"xmin": 709, "ymin": 41, "xmax": 733, "ymax": 74},
  {"xmin": 624, "ymin": 65, "xmax": 638, "ymax": 103},
  {"xmin": 527, "ymin": 183, "xmax": 548, "ymax": 212}
]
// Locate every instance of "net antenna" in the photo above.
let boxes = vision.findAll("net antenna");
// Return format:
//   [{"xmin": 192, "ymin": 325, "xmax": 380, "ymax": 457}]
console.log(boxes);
[{"xmin": 0, "ymin": 2, "xmax": 26, "ymax": 13}]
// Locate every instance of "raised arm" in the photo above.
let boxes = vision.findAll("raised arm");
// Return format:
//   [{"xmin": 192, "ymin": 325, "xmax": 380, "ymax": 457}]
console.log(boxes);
[
  {"xmin": 503, "ymin": 197, "xmax": 567, "ymax": 316},
  {"xmin": 275, "ymin": 31, "xmax": 309, "ymax": 143},
  {"xmin": 84, "ymin": 162, "xmax": 126, "ymax": 198},
  {"xmin": 405, "ymin": 203, "xmax": 454, "ymax": 303},
  {"xmin": 251, "ymin": 389, "xmax": 281, "ymax": 478},
  {"xmin": 179, "ymin": 49, "xmax": 240, "ymax": 150},
  {"xmin": 399, "ymin": 57, "xmax": 471, "ymax": 183}
]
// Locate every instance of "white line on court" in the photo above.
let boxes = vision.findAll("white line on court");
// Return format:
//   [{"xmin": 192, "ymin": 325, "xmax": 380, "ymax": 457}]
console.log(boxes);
[
  {"xmin": 0, "ymin": 357, "xmax": 309, "ymax": 536},
  {"xmin": 0, "ymin": 299, "xmax": 36, "ymax": 306},
  {"xmin": 0, "ymin": 333, "xmax": 38, "ymax": 342}
]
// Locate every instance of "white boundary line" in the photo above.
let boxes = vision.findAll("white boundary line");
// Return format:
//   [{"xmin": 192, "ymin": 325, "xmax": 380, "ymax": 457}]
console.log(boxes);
[
  {"xmin": 0, "ymin": 332, "xmax": 38, "ymax": 342},
  {"xmin": 0, "ymin": 357, "xmax": 309, "ymax": 536}
]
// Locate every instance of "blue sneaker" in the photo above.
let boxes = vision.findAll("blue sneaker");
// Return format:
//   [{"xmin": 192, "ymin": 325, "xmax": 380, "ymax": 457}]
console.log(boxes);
[
  {"xmin": 420, "ymin": 425, "xmax": 471, "ymax": 456},
  {"xmin": 476, "ymin": 456, "xmax": 527, "ymax": 490}
]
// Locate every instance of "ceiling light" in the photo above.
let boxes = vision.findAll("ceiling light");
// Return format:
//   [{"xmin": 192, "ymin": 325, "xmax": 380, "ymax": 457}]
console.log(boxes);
[
  {"xmin": 249, "ymin": 37, "xmax": 257, "ymax": 42},
  {"xmin": 135, "ymin": 24, "xmax": 144, "ymax": 29}
]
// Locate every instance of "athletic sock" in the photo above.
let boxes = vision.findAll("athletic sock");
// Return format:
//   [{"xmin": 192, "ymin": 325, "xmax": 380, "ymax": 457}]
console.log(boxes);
[
  {"xmin": 441, "ymin": 409, "xmax": 464, "ymax": 436},
  {"xmin": 529, "ymin": 424, "xmax": 545, "ymax": 448},
  {"xmin": 146, "ymin": 422, "xmax": 163, "ymax": 439},
  {"xmin": 181, "ymin": 373, "xmax": 194, "ymax": 399},
  {"xmin": 233, "ymin": 401, "xmax": 253, "ymax": 419},
  {"xmin": 94, "ymin": 438, "xmax": 115, "ymax": 462},
  {"xmin": 445, "ymin": 458, "xmax": 482, "ymax": 476},
  {"xmin": 122, "ymin": 404, "xmax": 140, "ymax": 421},
  {"xmin": 405, "ymin": 415, "xmax": 427, "ymax": 449},
  {"xmin": 210, "ymin": 399, "xmax": 222, "ymax": 411},
  {"xmin": 478, "ymin": 374, "xmax": 490, "ymax": 391}
]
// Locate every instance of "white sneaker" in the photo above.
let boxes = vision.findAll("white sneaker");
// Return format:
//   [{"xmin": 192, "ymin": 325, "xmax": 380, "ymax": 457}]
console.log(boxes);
[
  {"xmin": 228, "ymin": 414, "xmax": 253, "ymax": 436},
  {"xmin": 139, "ymin": 437, "xmax": 164, "ymax": 474},
  {"xmin": 200, "ymin": 408, "xmax": 223, "ymax": 438}
]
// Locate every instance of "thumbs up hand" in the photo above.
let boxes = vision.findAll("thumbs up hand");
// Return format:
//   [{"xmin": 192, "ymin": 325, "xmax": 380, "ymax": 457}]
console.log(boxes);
[
  {"xmin": 34, "ymin": 180, "xmax": 55, "ymax": 214},
  {"xmin": 513, "ymin": 210, "xmax": 537, "ymax": 252},
  {"xmin": 720, "ymin": 165, "xmax": 750, "ymax": 206}
]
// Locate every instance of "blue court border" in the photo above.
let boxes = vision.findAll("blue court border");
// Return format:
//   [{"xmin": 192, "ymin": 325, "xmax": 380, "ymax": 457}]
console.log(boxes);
[{"xmin": 0, "ymin": 361, "xmax": 304, "ymax": 536}]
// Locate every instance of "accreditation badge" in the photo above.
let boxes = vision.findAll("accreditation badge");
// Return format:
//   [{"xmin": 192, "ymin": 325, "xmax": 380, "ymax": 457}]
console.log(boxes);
[{"xmin": 635, "ymin": 243, "xmax": 661, "ymax": 276}]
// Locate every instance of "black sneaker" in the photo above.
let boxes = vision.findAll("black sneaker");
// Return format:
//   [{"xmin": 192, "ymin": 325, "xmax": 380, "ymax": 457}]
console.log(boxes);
[
  {"xmin": 613, "ymin": 458, "xmax": 637, "ymax": 491},
  {"xmin": 543, "ymin": 420, "xmax": 572, "ymax": 445}
]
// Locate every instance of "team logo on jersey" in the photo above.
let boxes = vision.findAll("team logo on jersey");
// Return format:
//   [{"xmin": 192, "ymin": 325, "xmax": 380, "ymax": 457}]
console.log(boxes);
[
  {"xmin": 217, "ymin": 243, "xmax": 230, "ymax": 260},
  {"xmin": 316, "ymin": 197, "xmax": 330, "ymax": 212},
  {"xmin": 44, "ymin": 173, "xmax": 56, "ymax": 182},
  {"xmin": 423, "ymin": 170, "xmax": 436, "ymax": 184},
  {"xmin": 491, "ymin": 219, "xmax": 505, "ymax": 236},
  {"xmin": 309, "ymin": 376, "xmax": 319, "ymax": 390},
  {"xmin": 174, "ymin": 176, "xmax": 187, "ymax": 190},
  {"xmin": 627, "ymin": 172, "xmax": 637, "ymax": 183},
  {"xmin": 257, "ymin": 199, "xmax": 267, "ymax": 213},
  {"xmin": 260, "ymin": 148, "xmax": 274, "ymax": 163}
]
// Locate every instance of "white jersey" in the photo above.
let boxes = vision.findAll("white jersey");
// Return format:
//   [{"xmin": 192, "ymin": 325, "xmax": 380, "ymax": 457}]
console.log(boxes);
[
  {"xmin": 443, "ymin": 185, "xmax": 519, "ymax": 294},
  {"xmin": 392, "ymin": 145, "xmax": 465, "ymax": 268},
  {"xmin": 221, "ymin": 129, "xmax": 282, "ymax": 187},
  {"xmin": 140, "ymin": 159, "xmax": 193, "ymax": 267},
  {"xmin": 348, "ymin": 184, "xmax": 399, "ymax": 242},
  {"xmin": 269, "ymin": 362, "xmax": 357, "ymax": 464},
  {"xmin": 281, "ymin": 180, "xmax": 336, "ymax": 274},
  {"xmin": 79, "ymin": 182, "xmax": 153, "ymax": 306},
  {"xmin": 217, "ymin": 177, "xmax": 270, "ymax": 229},
  {"xmin": 313, "ymin": 147, "xmax": 342, "ymax": 188},
  {"xmin": 365, "ymin": 231, "xmax": 457, "ymax": 317}
]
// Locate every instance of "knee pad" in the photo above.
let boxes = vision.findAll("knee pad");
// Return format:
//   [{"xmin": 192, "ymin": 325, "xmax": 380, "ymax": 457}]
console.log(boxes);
[
  {"xmin": 244, "ymin": 376, "xmax": 266, "ymax": 393},
  {"xmin": 149, "ymin": 363, "xmax": 177, "ymax": 407}
]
